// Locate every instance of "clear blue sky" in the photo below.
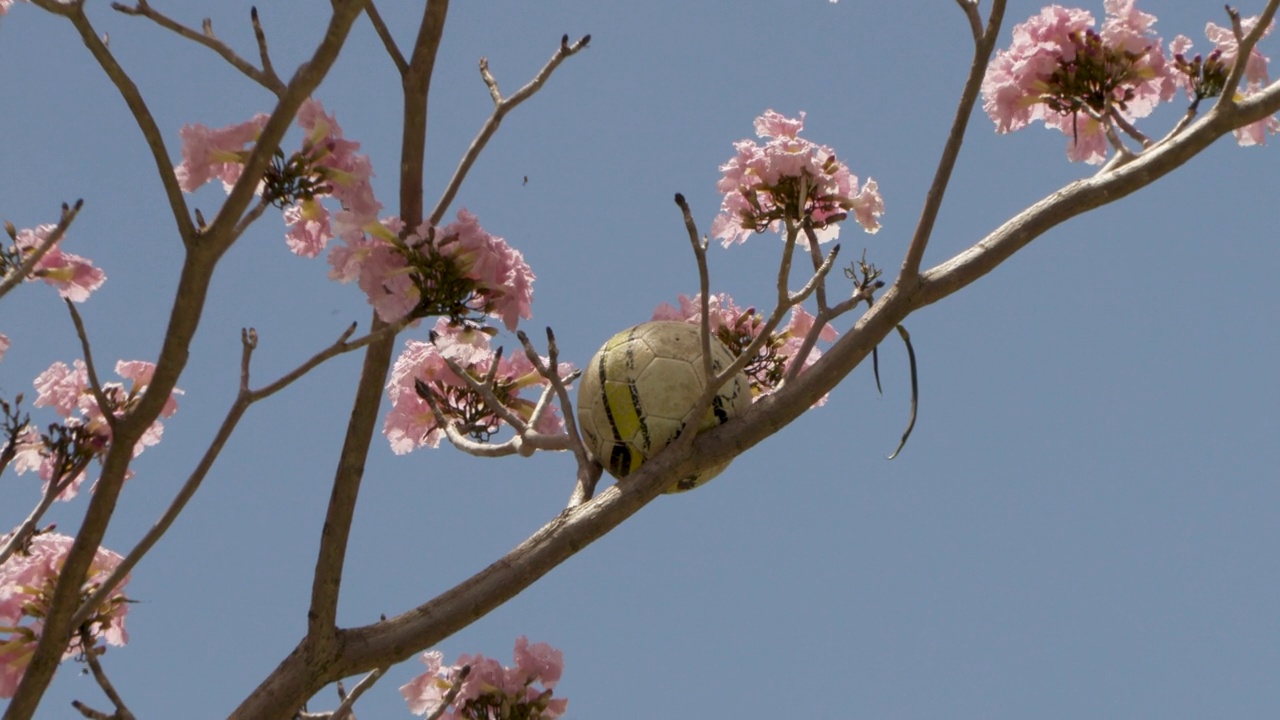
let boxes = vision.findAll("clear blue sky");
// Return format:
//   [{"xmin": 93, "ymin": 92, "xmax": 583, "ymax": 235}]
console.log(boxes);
[{"xmin": 2, "ymin": 1, "xmax": 1278, "ymax": 718}]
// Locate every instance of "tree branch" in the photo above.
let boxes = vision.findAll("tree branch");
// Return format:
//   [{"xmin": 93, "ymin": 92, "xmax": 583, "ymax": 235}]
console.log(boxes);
[
  {"xmin": 301, "ymin": 0, "xmax": 448, "ymax": 687},
  {"xmin": 429, "ymin": 33, "xmax": 590, "ymax": 226},
  {"xmin": 366, "ymin": 2, "xmax": 408, "ymax": 75},
  {"xmin": 898, "ymin": 0, "xmax": 1005, "ymax": 282},
  {"xmin": 0, "ymin": 200, "xmax": 83, "ymax": 303},
  {"xmin": 28, "ymin": 0, "xmax": 196, "ymax": 244},
  {"xmin": 3, "ymin": 5, "xmax": 370, "ymax": 717},
  {"xmin": 110, "ymin": 1, "xmax": 287, "ymax": 95}
]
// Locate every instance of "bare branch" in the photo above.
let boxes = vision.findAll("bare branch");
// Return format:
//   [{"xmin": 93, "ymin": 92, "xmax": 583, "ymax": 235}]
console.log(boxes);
[
  {"xmin": 429, "ymin": 33, "xmax": 590, "ymax": 225},
  {"xmin": 64, "ymin": 300, "xmax": 117, "ymax": 433},
  {"xmin": 250, "ymin": 7, "xmax": 282, "ymax": 89},
  {"xmin": 74, "ymin": 628, "xmax": 136, "ymax": 720},
  {"xmin": 0, "ymin": 456, "xmax": 91, "ymax": 568},
  {"xmin": 0, "ymin": 200, "xmax": 84, "ymax": 302},
  {"xmin": 898, "ymin": 0, "xmax": 1006, "ymax": 282},
  {"xmin": 72, "ymin": 320, "xmax": 395, "ymax": 629},
  {"xmin": 110, "ymin": 2, "xmax": 286, "ymax": 94},
  {"xmin": 673, "ymin": 194, "xmax": 714, "ymax": 381},
  {"xmin": 952, "ymin": 0, "xmax": 983, "ymax": 43},
  {"xmin": 294, "ymin": 667, "xmax": 385, "ymax": 720},
  {"xmin": 302, "ymin": 0, "xmax": 447, "ymax": 681},
  {"xmin": 365, "ymin": 2, "xmax": 408, "ymax": 74},
  {"xmin": 29, "ymin": 0, "xmax": 196, "ymax": 243}
]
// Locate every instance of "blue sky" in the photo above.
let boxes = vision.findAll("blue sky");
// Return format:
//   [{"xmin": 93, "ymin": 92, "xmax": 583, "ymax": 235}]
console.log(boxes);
[{"xmin": 2, "ymin": 1, "xmax": 1279, "ymax": 718}]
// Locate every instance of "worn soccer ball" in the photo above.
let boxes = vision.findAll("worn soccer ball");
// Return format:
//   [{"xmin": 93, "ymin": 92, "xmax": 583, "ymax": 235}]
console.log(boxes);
[{"xmin": 576, "ymin": 321, "xmax": 752, "ymax": 492}]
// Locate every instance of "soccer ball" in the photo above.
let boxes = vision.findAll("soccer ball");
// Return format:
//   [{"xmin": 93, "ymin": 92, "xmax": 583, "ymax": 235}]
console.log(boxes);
[{"xmin": 576, "ymin": 321, "xmax": 752, "ymax": 492}]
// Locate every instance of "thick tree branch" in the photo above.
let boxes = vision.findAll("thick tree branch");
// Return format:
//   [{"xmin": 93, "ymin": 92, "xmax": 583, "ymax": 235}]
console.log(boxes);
[
  {"xmin": 3, "ymin": 5, "xmax": 370, "ymax": 718},
  {"xmin": 228, "ymin": 67, "xmax": 1280, "ymax": 718},
  {"xmin": 301, "ymin": 0, "xmax": 449, "ymax": 696}
]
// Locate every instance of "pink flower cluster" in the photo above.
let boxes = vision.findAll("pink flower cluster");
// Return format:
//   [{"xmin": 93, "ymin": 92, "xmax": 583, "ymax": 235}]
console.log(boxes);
[
  {"xmin": 173, "ymin": 113, "xmax": 270, "ymax": 192},
  {"xmin": 283, "ymin": 99, "xmax": 382, "ymax": 258},
  {"xmin": 384, "ymin": 319, "xmax": 564, "ymax": 453},
  {"xmin": 173, "ymin": 103, "xmax": 533, "ymax": 330},
  {"xmin": 400, "ymin": 637, "xmax": 567, "ymax": 719},
  {"xmin": 983, "ymin": 1, "xmax": 1276, "ymax": 162},
  {"xmin": 15, "ymin": 359, "xmax": 181, "ymax": 499},
  {"xmin": 0, "ymin": 532, "xmax": 130, "ymax": 698},
  {"xmin": 653, "ymin": 292, "xmax": 838, "ymax": 403},
  {"xmin": 12, "ymin": 224, "xmax": 105, "ymax": 303},
  {"xmin": 330, "ymin": 209, "xmax": 534, "ymax": 329},
  {"xmin": 1171, "ymin": 16, "xmax": 1279, "ymax": 145},
  {"xmin": 711, "ymin": 110, "xmax": 883, "ymax": 247}
]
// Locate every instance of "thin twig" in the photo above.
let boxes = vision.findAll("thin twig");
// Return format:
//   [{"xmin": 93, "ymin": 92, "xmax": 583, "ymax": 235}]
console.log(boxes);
[
  {"xmin": 329, "ymin": 667, "xmax": 385, "ymax": 720},
  {"xmin": 898, "ymin": 0, "xmax": 1006, "ymax": 282},
  {"xmin": 71, "ymin": 320, "xmax": 392, "ymax": 629},
  {"xmin": 0, "ymin": 200, "xmax": 84, "ymax": 302},
  {"xmin": 366, "ymin": 2, "xmax": 408, "ymax": 74},
  {"xmin": 800, "ymin": 218, "xmax": 831, "ymax": 313},
  {"xmin": 673, "ymin": 194, "xmax": 714, "ymax": 382},
  {"xmin": 0, "ymin": 456, "xmax": 91, "ymax": 568},
  {"xmin": 1109, "ymin": 107, "xmax": 1151, "ymax": 148},
  {"xmin": 249, "ymin": 7, "xmax": 281, "ymax": 89},
  {"xmin": 952, "ymin": 0, "xmax": 983, "ymax": 43},
  {"xmin": 515, "ymin": 328, "xmax": 586, "ymax": 454},
  {"xmin": 110, "ymin": 1, "xmax": 286, "ymax": 94},
  {"xmin": 64, "ymin": 300, "xmax": 118, "ymax": 433},
  {"xmin": 429, "ymin": 33, "xmax": 590, "ymax": 225},
  {"xmin": 424, "ymin": 665, "xmax": 471, "ymax": 720},
  {"xmin": 77, "ymin": 628, "xmax": 136, "ymax": 720}
]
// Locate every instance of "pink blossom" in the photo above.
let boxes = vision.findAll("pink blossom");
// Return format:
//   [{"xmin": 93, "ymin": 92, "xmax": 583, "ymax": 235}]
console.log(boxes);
[
  {"xmin": 513, "ymin": 636, "xmax": 564, "ymax": 690},
  {"xmin": 652, "ymin": 292, "xmax": 758, "ymax": 335},
  {"xmin": 712, "ymin": 110, "xmax": 882, "ymax": 246},
  {"xmin": 327, "ymin": 216, "xmax": 403, "ymax": 283},
  {"xmin": 1100, "ymin": 0, "xmax": 1176, "ymax": 115},
  {"xmin": 0, "ymin": 334, "xmax": 8, "ymax": 361},
  {"xmin": 982, "ymin": 2, "xmax": 1176, "ymax": 164},
  {"xmin": 400, "ymin": 651, "xmax": 448, "ymax": 716},
  {"xmin": 340, "ymin": 210, "xmax": 534, "ymax": 329},
  {"xmin": 357, "ymin": 242, "xmax": 419, "ymax": 323},
  {"xmin": 22, "ymin": 359, "xmax": 181, "ymax": 498},
  {"xmin": 13, "ymin": 224, "xmax": 106, "ymax": 302},
  {"xmin": 173, "ymin": 113, "xmax": 269, "ymax": 192},
  {"xmin": 0, "ymin": 532, "xmax": 130, "ymax": 699},
  {"xmin": 282, "ymin": 199, "xmax": 332, "ymax": 258},
  {"xmin": 431, "ymin": 209, "xmax": 535, "ymax": 331},
  {"xmin": 982, "ymin": 6, "xmax": 1097, "ymax": 133},
  {"xmin": 282, "ymin": 99, "xmax": 382, "ymax": 255},
  {"xmin": 400, "ymin": 638, "xmax": 567, "ymax": 719},
  {"xmin": 384, "ymin": 319, "xmax": 565, "ymax": 453},
  {"xmin": 33, "ymin": 360, "xmax": 88, "ymax": 418},
  {"xmin": 1203, "ymin": 16, "xmax": 1278, "ymax": 145}
]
